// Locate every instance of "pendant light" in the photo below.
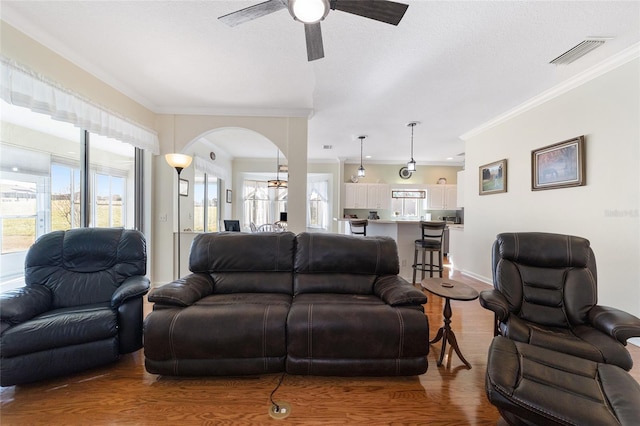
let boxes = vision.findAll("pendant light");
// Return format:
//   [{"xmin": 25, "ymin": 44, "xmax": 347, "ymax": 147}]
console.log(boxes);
[
  {"xmin": 357, "ymin": 135, "xmax": 366, "ymax": 178},
  {"xmin": 268, "ymin": 148, "xmax": 288, "ymax": 188},
  {"xmin": 407, "ymin": 121, "xmax": 419, "ymax": 172}
]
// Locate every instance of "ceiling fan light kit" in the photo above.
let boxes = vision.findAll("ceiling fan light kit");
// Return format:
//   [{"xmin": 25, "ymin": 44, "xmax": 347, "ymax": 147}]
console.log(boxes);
[
  {"xmin": 289, "ymin": 0, "xmax": 329, "ymax": 23},
  {"xmin": 218, "ymin": 0, "xmax": 409, "ymax": 61}
]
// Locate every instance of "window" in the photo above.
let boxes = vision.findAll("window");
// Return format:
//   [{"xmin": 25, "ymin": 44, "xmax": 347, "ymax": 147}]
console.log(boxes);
[
  {"xmin": 308, "ymin": 179, "xmax": 329, "ymax": 230},
  {"xmin": 391, "ymin": 195, "xmax": 424, "ymax": 219},
  {"xmin": 194, "ymin": 169, "xmax": 219, "ymax": 232},
  {"xmin": 242, "ymin": 179, "xmax": 287, "ymax": 228},
  {"xmin": 0, "ymin": 100, "xmax": 141, "ymax": 290}
]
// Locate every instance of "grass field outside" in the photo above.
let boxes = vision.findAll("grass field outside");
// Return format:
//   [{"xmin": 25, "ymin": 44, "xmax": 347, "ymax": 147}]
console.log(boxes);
[{"xmin": 1, "ymin": 198, "xmax": 122, "ymax": 254}]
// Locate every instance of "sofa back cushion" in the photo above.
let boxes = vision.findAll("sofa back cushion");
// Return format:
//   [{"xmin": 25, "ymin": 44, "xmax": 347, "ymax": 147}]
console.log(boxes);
[
  {"xmin": 189, "ymin": 231, "xmax": 295, "ymax": 294},
  {"xmin": 493, "ymin": 232, "xmax": 597, "ymax": 327},
  {"xmin": 25, "ymin": 228, "xmax": 147, "ymax": 309},
  {"xmin": 294, "ymin": 233, "xmax": 399, "ymax": 295}
]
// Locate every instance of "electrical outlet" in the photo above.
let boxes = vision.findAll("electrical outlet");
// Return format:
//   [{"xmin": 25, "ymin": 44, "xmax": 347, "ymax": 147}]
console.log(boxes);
[
  {"xmin": 401, "ymin": 259, "xmax": 407, "ymax": 267},
  {"xmin": 159, "ymin": 214, "xmax": 167, "ymax": 222}
]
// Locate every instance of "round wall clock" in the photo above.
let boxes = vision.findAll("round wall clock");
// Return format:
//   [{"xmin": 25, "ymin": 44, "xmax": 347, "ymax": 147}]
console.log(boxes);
[{"xmin": 399, "ymin": 167, "xmax": 412, "ymax": 179}]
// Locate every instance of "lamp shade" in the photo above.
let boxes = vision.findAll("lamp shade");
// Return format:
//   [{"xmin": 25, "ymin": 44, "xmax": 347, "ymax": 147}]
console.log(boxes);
[
  {"xmin": 289, "ymin": 0, "xmax": 329, "ymax": 23},
  {"xmin": 165, "ymin": 153, "xmax": 193, "ymax": 170}
]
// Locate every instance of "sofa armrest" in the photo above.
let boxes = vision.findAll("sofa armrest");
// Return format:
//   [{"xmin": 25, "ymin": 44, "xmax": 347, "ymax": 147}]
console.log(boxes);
[
  {"xmin": 479, "ymin": 289, "xmax": 510, "ymax": 322},
  {"xmin": 374, "ymin": 275, "xmax": 427, "ymax": 306},
  {"xmin": 0, "ymin": 285, "xmax": 52, "ymax": 324},
  {"xmin": 589, "ymin": 305, "xmax": 640, "ymax": 345},
  {"xmin": 111, "ymin": 275, "xmax": 151, "ymax": 308},
  {"xmin": 148, "ymin": 273, "xmax": 214, "ymax": 307}
]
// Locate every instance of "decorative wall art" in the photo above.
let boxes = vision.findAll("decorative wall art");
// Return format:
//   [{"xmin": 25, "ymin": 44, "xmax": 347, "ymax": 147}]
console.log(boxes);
[
  {"xmin": 532, "ymin": 136, "xmax": 585, "ymax": 191},
  {"xmin": 479, "ymin": 159, "xmax": 507, "ymax": 195},
  {"xmin": 179, "ymin": 179, "xmax": 189, "ymax": 197}
]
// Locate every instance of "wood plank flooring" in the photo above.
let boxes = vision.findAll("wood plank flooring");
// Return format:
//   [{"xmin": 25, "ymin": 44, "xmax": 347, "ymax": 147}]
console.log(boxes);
[{"xmin": 2, "ymin": 267, "xmax": 640, "ymax": 425}]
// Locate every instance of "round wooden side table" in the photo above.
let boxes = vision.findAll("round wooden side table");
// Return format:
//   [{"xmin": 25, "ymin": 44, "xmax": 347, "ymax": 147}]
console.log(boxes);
[{"xmin": 421, "ymin": 277, "xmax": 479, "ymax": 369}]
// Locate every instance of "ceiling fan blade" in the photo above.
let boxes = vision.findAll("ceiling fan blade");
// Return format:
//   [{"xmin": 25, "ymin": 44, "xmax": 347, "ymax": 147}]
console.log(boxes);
[
  {"xmin": 331, "ymin": 0, "xmax": 409, "ymax": 26},
  {"xmin": 305, "ymin": 23, "xmax": 325, "ymax": 61},
  {"xmin": 218, "ymin": 0, "xmax": 287, "ymax": 27}
]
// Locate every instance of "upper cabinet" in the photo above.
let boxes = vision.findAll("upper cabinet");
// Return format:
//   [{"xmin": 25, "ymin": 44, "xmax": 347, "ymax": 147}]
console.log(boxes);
[
  {"xmin": 344, "ymin": 183, "xmax": 390, "ymax": 209},
  {"xmin": 427, "ymin": 184, "xmax": 459, "ymax": 210}
]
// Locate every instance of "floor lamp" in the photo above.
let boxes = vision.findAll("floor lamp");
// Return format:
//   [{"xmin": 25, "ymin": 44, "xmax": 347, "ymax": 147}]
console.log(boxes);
[{"xmin": 165, "ymin": 153, "xmax": 192, "ymax": 279}]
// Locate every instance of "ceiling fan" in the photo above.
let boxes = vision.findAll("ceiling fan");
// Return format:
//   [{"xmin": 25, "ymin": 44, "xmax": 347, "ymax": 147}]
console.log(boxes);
[{"xmin": 218, "ymin": 0, "xmax": 409, "ymax": 61}]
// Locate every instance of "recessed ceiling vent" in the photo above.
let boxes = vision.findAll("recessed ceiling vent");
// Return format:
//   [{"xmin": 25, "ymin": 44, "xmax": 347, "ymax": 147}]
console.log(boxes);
[{"xmin": 550, "ymin": 38, "xmax": 608, "ymax": 65}]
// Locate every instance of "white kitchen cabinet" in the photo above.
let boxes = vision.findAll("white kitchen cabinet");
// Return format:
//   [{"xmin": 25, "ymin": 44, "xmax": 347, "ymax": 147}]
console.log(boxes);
[
  {"xmin": 428, "ymin": 185, "xmax": 458, "ymax": 210},
  {"xmin": 367, "ymin": 184, "xmax": 390, "ymax": 210},
  {"xmin": 344, "ymin": 183, "xmax": 368, "ymax": 208},
  {"xmin": 344, "ymin": 183, "xmax": 390, "ymax": 209}
]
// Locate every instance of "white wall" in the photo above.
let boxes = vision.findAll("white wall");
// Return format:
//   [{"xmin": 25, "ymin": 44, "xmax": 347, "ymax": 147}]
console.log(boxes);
[{"xmin": 460, "ymin": 57, "xmax": 639, "ymax": 317}]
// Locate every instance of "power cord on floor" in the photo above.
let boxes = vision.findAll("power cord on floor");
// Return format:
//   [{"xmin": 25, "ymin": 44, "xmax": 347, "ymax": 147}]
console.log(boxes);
[
  {"xmin": 268, "ymin": 372, "xmax": 291, "ymax": 419},
  {"xmin": 269, "ymin": 371, "xmax": 286, "ymax": 411}
]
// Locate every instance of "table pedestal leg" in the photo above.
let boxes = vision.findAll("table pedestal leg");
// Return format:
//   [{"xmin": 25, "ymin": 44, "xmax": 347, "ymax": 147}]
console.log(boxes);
[{"xmin": 429, "ymin": 297, "xmax": 472, "ymax": 369}]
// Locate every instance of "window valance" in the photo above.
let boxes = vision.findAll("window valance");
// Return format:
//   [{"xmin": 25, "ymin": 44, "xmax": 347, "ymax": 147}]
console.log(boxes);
[
  {"xmin": 0, "ymin": 56, "xmax": 159, "ymax": 154},
  {"xmin": 194, "ymin": 155, "xmax": 231, "ymax": 182}
]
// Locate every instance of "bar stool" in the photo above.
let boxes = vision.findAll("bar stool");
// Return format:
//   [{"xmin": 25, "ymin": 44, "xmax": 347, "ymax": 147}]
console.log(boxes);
[
  {"xmin": 349, "ymin": 219, "xmax": 368, "ymax": 236},
  {"xmin": 412, "ymin": 221, "xmax": 446, "ymax": 283}
]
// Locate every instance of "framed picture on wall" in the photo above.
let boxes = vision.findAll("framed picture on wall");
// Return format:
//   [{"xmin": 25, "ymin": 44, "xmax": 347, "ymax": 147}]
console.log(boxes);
[
  {"xmin": 226, "ymin": 189, "xmax": 232, "ymax": 203},
  {"xmin": 479, "ymin": 159, "xmax": 507, "ymax": 195},
  {"xmin": 179, "ymin": 179, "xmax": 189, "ymax": 197},
  {"xmin": 532, "ymin": 136, "xmax": 585, "ymax": 191}
]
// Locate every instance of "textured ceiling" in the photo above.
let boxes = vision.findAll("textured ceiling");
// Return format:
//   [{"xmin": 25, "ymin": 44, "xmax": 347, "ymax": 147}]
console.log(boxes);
[{"xmin": 2, "ymin": 1, "xmax": 639, "ymax": 165}]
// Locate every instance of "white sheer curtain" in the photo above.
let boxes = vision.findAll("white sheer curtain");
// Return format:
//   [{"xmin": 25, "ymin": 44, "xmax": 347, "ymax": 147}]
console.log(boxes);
[
  {"xmin": 0, "ymin": 56, "xmax": 159, "ymax": 154},
  {"xmin": 307, "ymin": 179, "xmax": 329, "ymax": 230}
]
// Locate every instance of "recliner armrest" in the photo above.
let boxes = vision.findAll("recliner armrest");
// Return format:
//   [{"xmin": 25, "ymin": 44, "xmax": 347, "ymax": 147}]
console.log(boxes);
[
  {"xmin": 374, "ymin": 275, "xmax": 426, "ymax": 306},
  {"xmin": 479, "ymin": 289, "xmax": 510, "ymax": 321},
  {"xmin": 148, "ymin": 273, "xmax": 214, "ymax": 307},
  {"xmin": 0, "ymin": 285, "xmax": 51, "ymax": 324},
  {"xmin": 589, "ymin": 305, "xmax": 640, "ymax": 345},
  {"xmin": 111, "ymin": 275, "xmax": 150, "ymax": 308}
]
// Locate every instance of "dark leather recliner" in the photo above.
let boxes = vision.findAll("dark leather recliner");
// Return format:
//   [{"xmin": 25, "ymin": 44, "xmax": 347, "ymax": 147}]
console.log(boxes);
[
  {"xmin": 479, "ymin": 232, "xmax": 640, "ymax": 371},
  {"xmin": 0, "ymin": 228, "xmax": 149, "ymax": 386}
]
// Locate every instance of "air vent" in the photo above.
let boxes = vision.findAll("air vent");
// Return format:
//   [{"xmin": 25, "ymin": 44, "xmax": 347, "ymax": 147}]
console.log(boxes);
[
  {"xmin": 322, "ymin": 145, "xmax": 333, "ymax": 150},
  {"xmin": 550, "ymin": 39, "xmax": 608, "ymax": 65}
]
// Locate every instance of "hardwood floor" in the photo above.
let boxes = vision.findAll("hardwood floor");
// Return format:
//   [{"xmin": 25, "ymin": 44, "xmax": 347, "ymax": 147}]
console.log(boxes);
[{"xmin": 2, "ymin": 267, "xmax": 639, "ymax": 425}]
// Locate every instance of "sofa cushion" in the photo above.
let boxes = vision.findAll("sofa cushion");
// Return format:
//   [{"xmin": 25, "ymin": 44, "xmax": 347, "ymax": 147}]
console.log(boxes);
[
  {"xmin": 189, "ymin": 232, "xmax": 295, "ymax": 274},
  {"xmin": 144, "ymin": 296, "xmax": 290, "ymax": 361},
  {"xmin": 287, "ymin": 301, "xmax": 428, "ymax": 359},
  {"xmin": 1, "ymin": 303, "xmax": 117, "ymax": 358},
  {"xmin": 294, "ymin": 233, "xmax": 399, "ymax": 295}
]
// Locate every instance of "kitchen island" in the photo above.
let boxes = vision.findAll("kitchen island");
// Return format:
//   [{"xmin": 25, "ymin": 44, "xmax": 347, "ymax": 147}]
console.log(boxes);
[{"xmin": 336, "ymin": 219, "xmax": 462, "ymax": 281}]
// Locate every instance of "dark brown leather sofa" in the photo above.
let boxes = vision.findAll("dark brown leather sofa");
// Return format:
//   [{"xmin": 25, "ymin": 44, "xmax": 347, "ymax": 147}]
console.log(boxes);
[{"xmin": 144, "ymin": 231, "xmax": 429, "ymax": 377}]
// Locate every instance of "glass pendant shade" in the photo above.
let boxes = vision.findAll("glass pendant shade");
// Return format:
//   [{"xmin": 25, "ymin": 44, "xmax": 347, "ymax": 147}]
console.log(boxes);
[
  {"xmin": 406, "ymin": 121, "xmax": 419, "ymax": 172},
  {"xmin": 289, "ymin": 0, "xmax": 329, "ymax": 23},
  {"xmin": 357, "ymin": 135, "xmax": 366, "ymax": 178}
]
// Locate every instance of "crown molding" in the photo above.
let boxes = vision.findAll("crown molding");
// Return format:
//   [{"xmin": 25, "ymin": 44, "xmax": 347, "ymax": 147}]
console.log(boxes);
[{"xmin": 460, "ymin": 42, "xmax": 640, "ymax": 141}]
